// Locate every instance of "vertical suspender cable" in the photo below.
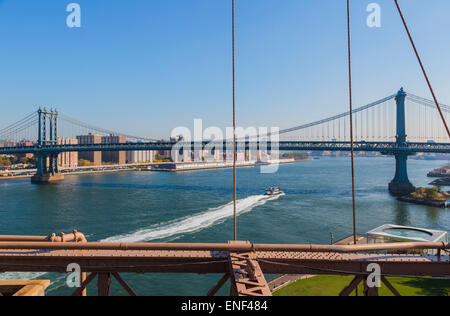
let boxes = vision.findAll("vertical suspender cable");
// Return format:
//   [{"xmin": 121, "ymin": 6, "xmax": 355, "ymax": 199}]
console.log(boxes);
[
  {"xmin": 232, "ymin": 0, "xmax": 237, "ymax": 241},
  {"xmin": 394, "ymin": 0, "xmax": 450, "ymax": 139},
  {"xmin": 347, "ymin": 0, "xmax": 357, "ymax": 245}
]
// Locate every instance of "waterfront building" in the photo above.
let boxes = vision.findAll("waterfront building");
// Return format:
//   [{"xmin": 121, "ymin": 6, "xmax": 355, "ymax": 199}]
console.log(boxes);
[
  {"xmin": 57, "ymin": 137, "xmax": 78, "ymax": 169},
  {"xmin": 158, "ymin": 150, "xmax": 172, "ymax": 157},
  {"xmin": 245, "ymin": 148, "xmax": 260, "ymax": 162},
  {"xmin": 101, "ymin": 134, "xmax": 126, "ymax": 165},
  {"xmin": 171, "ymin": 148, "xmax": 191, "ymax": 163},
  {"xmin": 77, "ymin": 133, "xmax": 102, "ymax": 166},
  {"xmin": 225, "ymin": 151, "xmax": 233, "ymax": 162},
  {"xmin": 257, "ymin": 150, "xmax": 269, "ymax": 162},
  {"xmin": 224, "ymin": 151, "xmax": 246, "ymax": 162},
  {"xmin": 127, "ymin": 150, "xmax": 154, "ymax": 164},
  {"xmin": 245, "ymin": 149, "xmax": 252, "ymax": 161},
  {"xmin": 202, "ymin": 148, "xmax": 221, "ymax": 162},
  {"xmin": 193, "ymin": 149, "xmax": 203, "ymax": 162},
  {"xmin": 237, "ymin": 151, "xmax": 245, "ymax": 162}
]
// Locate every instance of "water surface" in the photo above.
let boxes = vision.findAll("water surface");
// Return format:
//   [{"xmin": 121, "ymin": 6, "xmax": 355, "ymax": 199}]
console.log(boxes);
[{"xmin": 0, "ymin": 157, "xmax": 448, "ymax": 295}]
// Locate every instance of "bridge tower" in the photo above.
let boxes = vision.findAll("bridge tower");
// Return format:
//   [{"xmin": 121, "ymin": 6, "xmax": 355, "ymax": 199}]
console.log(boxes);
[
  {"xmin": 31, "ymin": 108, "xmax": 64, "ymax": 184},
  {"xmin": 388, "ymin": 88, "xmax": 416, "ymax": 196}
]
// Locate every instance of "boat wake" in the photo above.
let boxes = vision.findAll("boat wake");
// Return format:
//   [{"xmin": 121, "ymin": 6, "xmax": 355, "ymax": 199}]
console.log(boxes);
[
  {"xmin": 101, "ymin": 194, "xmax": 283, "ymax": 243},
  {"xmin": 0, "ymin": 272, "xmax": 47, "ymax": 281},
  {"xmin": 0, "ymin": 194, "xmax": 283, "ymax": 282}
]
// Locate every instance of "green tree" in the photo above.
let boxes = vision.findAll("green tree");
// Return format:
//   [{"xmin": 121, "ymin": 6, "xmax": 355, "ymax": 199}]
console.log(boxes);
[
  {"xmin": 78, "ymin": 159, "xmax": 92, "ymax": 167},
  {"xmin": 425, "ymin": 187, "xmax": 440, "ymax": 201},
  {"xmin": 0, "ymin": 156, "xmax": 12, "ymax": 166}
]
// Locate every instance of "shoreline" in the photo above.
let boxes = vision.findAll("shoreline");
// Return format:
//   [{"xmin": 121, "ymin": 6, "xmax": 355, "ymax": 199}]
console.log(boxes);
[
  {"xmin": 0, "ymin": 159, "xmax": 306, "ymax": 180},
  {"xmin": 150, "ymin": 159, "xmax": 300, "ymax": 172},
  {"xmin": 0, "ymin": 169, "xmax": 128, "ymax": 180},
  {"xmin": 397, "ymin": 196, "xmax": 448, "ymax": 208}
]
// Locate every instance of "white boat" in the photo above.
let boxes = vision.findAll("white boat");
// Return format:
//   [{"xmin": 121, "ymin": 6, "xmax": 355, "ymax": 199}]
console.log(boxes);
[{"xmin": 265, "ymin": 186, "xmax": 283, "ymax": 196}]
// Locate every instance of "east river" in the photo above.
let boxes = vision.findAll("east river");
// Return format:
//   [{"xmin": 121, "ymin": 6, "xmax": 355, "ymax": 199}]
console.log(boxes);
[{"xmin": 0, "ymin": 157, "xmax": 448, "ymax": 295}]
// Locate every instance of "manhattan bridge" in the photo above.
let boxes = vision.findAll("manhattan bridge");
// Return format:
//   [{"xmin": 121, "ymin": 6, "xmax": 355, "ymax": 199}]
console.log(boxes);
[{"xmin": 0, "ymin": 88, "xmax": 449, "ymax": 195}]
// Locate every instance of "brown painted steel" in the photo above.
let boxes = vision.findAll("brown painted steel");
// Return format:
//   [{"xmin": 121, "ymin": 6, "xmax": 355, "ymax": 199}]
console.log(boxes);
[
  {"xmin": 231, "ymin": 0, "xmax": 237, "ymax": 241},
  {"xmin": 363, "ymin": 276, "xmax": 379, "ymax": 296},
  {"xmin": 339, "ymin": 275, "xmax": 363, "ymax": 296},
  {"xmin": 0, "ymin": 231, "xmax": 87, "ymax": 243},
  {"xmin": 347, "ymin": 0, "xmax": 358, "ymax": 247},
  {"xmin": 98, "ymin": 273, "xmax": 111, "ymax": 297},
  {"xmin": 0, "ymin": 231, "xmax": 88, "ymax": 296},
  {"xmin": 381, "ymin": 276, "xmax": 401, "ymax": 297},
  {"xmin": 229, "ymin": 250, "xmax": 272, "ymax": 296},
  {"xmin": 394, "ymin": 0, "xmax": 450, "ymax": 139},
  {"xmin": 112, "ymin": 272, "xmax": 138, "ymax": 297},
  {"xmin": 71, "ymin": 273, "xmax": 97, "ymax": 297},
  {"xmin": 207, "ymin": 274, "xmax": 230, "ymax": 297},
  {"xmin": 0, "ymin": 241, "xmax": 447, "ymax": 252},
  {"xmin": 0, "ymin": 234, "xmax": 448, "ymax": 296}
]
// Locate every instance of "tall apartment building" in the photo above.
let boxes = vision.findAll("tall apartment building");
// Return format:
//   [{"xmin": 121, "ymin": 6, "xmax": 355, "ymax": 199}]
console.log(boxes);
[
  {"xmin": 77, "ymin": 133, "xmax": 102, "ymax": 166},
  {"xmin": 102, "ymin": 134, "xmax": 126, "ymax": 165},
  {"xmin": 57, "ymin": 137, "xmax": 78, "ymax": 169},
  {"xmin": 127, "ymin": 150, "xmax": 154, "ymax": 164}
]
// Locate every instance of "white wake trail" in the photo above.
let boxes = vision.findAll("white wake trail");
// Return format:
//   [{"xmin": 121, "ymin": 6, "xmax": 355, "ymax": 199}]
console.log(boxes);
[
  {"xmin": 0, "ymin": 194, "xmax": 282, "ymax": 282},
  {"xmin": 102, "ymin": 194, "xmax": 282, "ymax": 243},
  {"xmin": 0, "ymin": 272, "xmax": 47, "ymax": 281}
]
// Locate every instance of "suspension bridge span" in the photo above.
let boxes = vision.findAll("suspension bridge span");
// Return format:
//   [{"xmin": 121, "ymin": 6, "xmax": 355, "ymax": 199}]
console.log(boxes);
[{"xmin": 0, "ymin": 88, "xmax": 449, "ymax": 195}]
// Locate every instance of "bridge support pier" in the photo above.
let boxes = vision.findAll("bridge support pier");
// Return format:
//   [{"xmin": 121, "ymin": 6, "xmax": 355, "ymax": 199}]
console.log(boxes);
[
  {"xmin": 31, "ymin": 153, "xmax": 64, "ymax": 184},
  {"xmin": 389, "ymin": 154, "xmax": 415, "ymax": 196},
  {"xmin": 388, "ymin": 88, "xmax": 415, "ymax": 196}
]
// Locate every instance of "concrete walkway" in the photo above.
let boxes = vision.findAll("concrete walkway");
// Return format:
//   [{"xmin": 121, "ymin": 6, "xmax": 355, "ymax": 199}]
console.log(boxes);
[{"xmin": 269, "ymin": 274, "xmax": 316, "ymax": 292}]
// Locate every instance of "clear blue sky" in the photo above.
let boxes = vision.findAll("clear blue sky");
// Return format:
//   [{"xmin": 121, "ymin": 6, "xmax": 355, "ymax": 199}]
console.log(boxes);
[{"xmin": 0, "ymin": 0, "xmax": 449, "ymax": 138}]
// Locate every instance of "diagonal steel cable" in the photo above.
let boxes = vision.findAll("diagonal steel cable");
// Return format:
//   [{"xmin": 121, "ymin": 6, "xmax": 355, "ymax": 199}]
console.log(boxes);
[
  {"xmin": 58, "ymin": 114, "xmax": 158, "ymax": 142},
  {"xmin": 394, "ymin": 0, "xmax": 450, "ymax": 139},
  {"xmin": 347, "ymin": 0, "xmax": 357, "ymax": 245}
]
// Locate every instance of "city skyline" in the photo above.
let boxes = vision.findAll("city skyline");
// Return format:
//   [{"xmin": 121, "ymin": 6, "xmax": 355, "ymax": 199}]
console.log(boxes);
[{"xmin": 0, "ymin": 1, "xmax": 450, "ymax": 139}]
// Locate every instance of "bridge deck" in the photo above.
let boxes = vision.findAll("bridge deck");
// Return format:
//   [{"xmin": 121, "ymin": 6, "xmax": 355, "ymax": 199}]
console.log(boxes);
[{"xmin": 1, "ymin": 141, "xmax": 449, "ymax": 155}]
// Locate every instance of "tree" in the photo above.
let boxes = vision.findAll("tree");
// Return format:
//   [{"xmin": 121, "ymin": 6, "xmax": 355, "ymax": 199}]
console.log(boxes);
[
  {"xmin": 0, "ymin": 156, "xmax": 12, "ymax": 167},
  {"xmin": 78, "ymin": 159, "xmax": 92, "ymax": 167},
  {"xmin": 425, "ymin": 187, "xmax": 440, "ymax": 201}
]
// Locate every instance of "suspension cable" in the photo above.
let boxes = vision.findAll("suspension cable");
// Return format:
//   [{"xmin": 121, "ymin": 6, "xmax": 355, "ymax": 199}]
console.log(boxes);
[
  {"xmin": 406, "ymin": 94, "xmax": 450, "ymax": 113},
  {"xmin": 59, "ymin": 114, "xmax": 158, "ymax": 142},
  {"xmin": 394, "ymin": 0, "xmax": 450, "ymax": 139},
  {"xmin": 232, "ymin": 0, "xmax": 237, "ymax": 241},
  {"xmin": 347, "ymin": 0, "xmax": 357, "ymax": 245},
  {"xmin": 0, "ymin": 113, "xmax": 36, "ymax": 134},
  {"xmin": 0, "ymin": 120, "xmax": 38, "ymax": 140},
  {"xmin": 0, "ymin": 120, "xmax": 38, "ymax": 138}
]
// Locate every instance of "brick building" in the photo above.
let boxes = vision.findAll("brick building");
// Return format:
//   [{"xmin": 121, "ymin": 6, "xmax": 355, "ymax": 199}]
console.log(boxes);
[
  {"xmin": 101, "ymin": 134, "xmax": 126, "ymax": 165},
  {"xmin": 57, "ymin": 137, "xmax": 78, "ymax": 169},
  {"xmin": 77, "ymin": 133, "xmax": 102, "ymax": 166}
]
